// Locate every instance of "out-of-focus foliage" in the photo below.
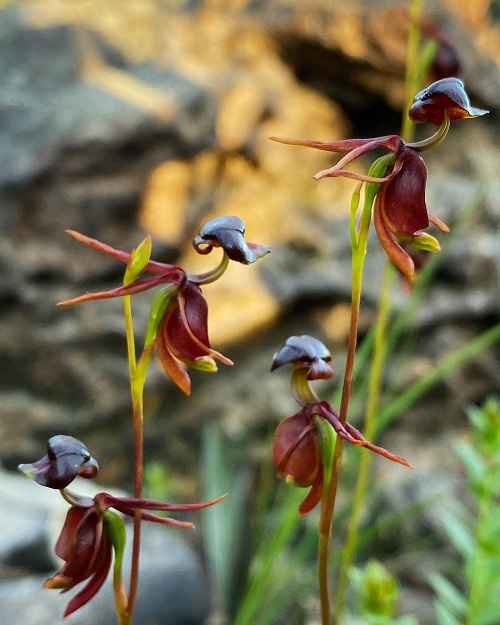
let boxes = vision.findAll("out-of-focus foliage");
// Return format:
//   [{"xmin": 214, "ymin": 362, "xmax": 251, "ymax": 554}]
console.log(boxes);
[{"xmin": 430, "ymin": 398, "xmax": 500, "ymax": 625}]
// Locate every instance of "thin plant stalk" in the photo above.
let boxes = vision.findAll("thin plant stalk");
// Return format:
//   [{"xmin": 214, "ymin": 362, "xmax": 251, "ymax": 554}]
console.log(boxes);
[
  {"xmin": 331, "ymin": 0, "xmax": 426, "ymax": 618},
  {"xmin": 122, "ymin": 293, "xmax": 144, "ymax": 625},
  {"xmin": 400, "ymin": 0, "xmax": 424, "ymax": 144},
  {"xmin": 318, "ymin": 171, "xmax": 384, "ymax": 625},
  {"xmin": 333, "ymin": 260, "xmax": 395, "ymax": 619}
]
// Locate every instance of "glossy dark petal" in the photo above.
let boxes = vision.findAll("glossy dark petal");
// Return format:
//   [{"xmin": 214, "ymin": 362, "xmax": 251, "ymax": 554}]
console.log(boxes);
[
  {"xmin": 163, "ymin": 283, "xmax": 211, "ymax": 361},
  {"xmin": 273, "ymin": 409, "xmax": 319, "ymax": 486},
  {"xmin": 156, "ymin": 326, "xmax": 193, "ymax": 395},
  {"xmin": 298, "ymin": 465, "xmax": 324, "ymax": 515},
  {"xmin": 380, "ymin": 148, "xmax": 429, "ymax": 236},
  {"xmin": 409, "ymin": 77, "xmax": 489, "ymax": 125},
  {"xmin": 193, "ymin": 215, "xmax": 270, "ymax": 264},
  {"xmin": 156, "ymin": 281, "xmax": 231, "ymax": 394},
  {"xmin": 307, "ymin": 358, "xmax": 334, "ymax": 380},
  {"xmin": 63, "ymin": 532, "xmax": 112, "ymax": 618},
  {"xmin": 18, "ymin": 435, "xmax": 98, "ymax": 489},
  {"xmin": 45, "ymin": 502, "xmax": 112, "ymax": 618},
  {"xmin": 373, "ymin": 192, "xmax": 416, "ymax": 280},
  {"xmin": 58, "ymin": 509, "xmax": 103, "ymax": 587},
  {"xmin": 271, "ymin": 335, "xmax": 331, "ymax": 371}
]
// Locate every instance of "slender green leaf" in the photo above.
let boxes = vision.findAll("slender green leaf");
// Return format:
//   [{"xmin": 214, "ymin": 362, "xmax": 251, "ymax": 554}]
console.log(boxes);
[
  {"xmin": 452, "ymin": 440, "xmax": 485, "ymax": 486},
  {"xmin": 201, "ymin": 421, "xmax": 248, "ymax": 614},
  {"xmin": 378, "ymin": 323, "xmax": 500, "ymax": 432},
  {"xmin": 434, "ymin": 600, "xmax": 463, "ymax": 625},
  {"xmin": 441, "ymin": 513, "xmax": 474, "ymax": 560},
  {"xmin": 428, "ymin": 573, "xmax": 466, "ymax": 616}
]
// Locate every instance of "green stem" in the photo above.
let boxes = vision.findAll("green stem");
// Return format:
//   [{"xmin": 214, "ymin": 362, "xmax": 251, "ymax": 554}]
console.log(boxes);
[
  {"xmin": 400, "ymin": 0, "xmax": 423, "ymax": 143},
  {"xmin": 319, "ymin": 243, "xmax": 366, "ymax": 625},
  {"xmin": 466, "ymin": 469, "xmax": 493, "ymax": 625},
  {"xmin": 334, "ymin": 261, "xmax": 395, "ymax": 618},
  {"xmin": 122, "ymin": 294, "xmax": 145, "ymax": 625},
  {"xmin": 318, "ymin": 148, "xmax": 393, "ymax": 625},
  {"xmin": 330, "ymin": 0, "xmax": 430, "ymax": 619}
]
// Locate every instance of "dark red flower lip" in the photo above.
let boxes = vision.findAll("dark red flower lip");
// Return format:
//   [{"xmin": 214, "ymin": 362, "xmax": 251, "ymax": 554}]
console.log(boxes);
[
  {"xmin": 18, "ymin": 435, "xmax": 99, "ymax": 489},
  {"xmin": 271, "ymin": 335, "xmax": 333, "ymax": 380},
  {"xmin": 409, "ymin": 77, "xmax": 489, "ymax": 126},
  {"xmin": 193, "ymin": 215, "xmax": 271, "ymax": 265}
]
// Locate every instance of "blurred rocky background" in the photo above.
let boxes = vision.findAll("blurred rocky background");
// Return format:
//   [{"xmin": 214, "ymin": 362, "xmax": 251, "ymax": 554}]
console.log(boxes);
[{"xmin": 0, "ymin": 0, "xmax": 499, "ymax": 623}]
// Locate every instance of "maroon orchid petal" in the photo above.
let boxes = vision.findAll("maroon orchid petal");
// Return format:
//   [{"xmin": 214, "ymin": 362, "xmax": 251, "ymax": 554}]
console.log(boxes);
[
  {"xmin": 371, "ymin": 147, "xmax": 450, "ymax": 280},
  {"xmin": 374, "ymin": 192, "xmax": 417, "ymax": 280},
  {"xmin": 156, "ymin": 285, "xmax": 213, "ymax": 394},
  {"xmin": 409, "ymin": 78, "xmax": 489, "ymax": 125},
  {"xmin": 167, "ymin": 283, "xmax": 212, "ymax": 361},
  {"xmin": 57, "ymin": 275, "xmax": 176, "ymax": 307},
  {"xmin": 315, "ymin": 402, "xmax": 411, "ymax": 468},
  {"xmin": 298, "ymin": 464, "xmax": 324, "ymax": 515},
  {"xmin": 193, "ymin": 215, "xmax": 271, "ymax": 265},
  {"xmin": 97, "ymin": 491, "xmax": 226, "ymax": 514},
  {"xmin": 18, "ymin": 436, "xmax": 98, "ymax": 489},
  {"xmin": 63, "ymin": 532, "xmax": 112, "ymax": 618},
  {"xmin": 343, "ymin": 423, "xmax": 412, "ymax": 468},
  {"xmin": 136, "ymin": 510, "xmax": 194, "ymax": 529},
  {"xmin": 313, "ymin": 136, "xmax": 404, "ymax": 181},
  {"xmin": 66, "ymin": 230, "xmax": 185, "ymax": 276},
  {"xmin": 156, "ymin": 282, "xmax": 232, "ymax": 394},
  {"xmin": 45, "ymin": 508, "xmax": 103, "ymax": 593},
  {"xmin": 269, "ymin": 134, "xmax": 401, "ymax": 153},
  {"xmin": 59, "ymin": 230, "xmax": 186, "ymax": 307},
  {"xmin": 53, "ymin": 506, "xmax": 88, "ymax": 563},
  {"xmin": 156, "ymin": 325, "xmax": 193, "ymax": 395},
  {"xmin": 273, "ymin": 409, "xmax": 320, "ymax": 486},
  {"xmin": 429, "ymin": 213, "xmax": 450, "ymax": 232},
  {"xmin": 380, "ymin": 148, "xmax": 429, "ymax": 236},
  {"xmin": 275, "ymin": 406, "xmax": 324, "ymax": 515},
  {"xmin": 114, "ymin": 507, "xmax": 195, "ymax": 529}
]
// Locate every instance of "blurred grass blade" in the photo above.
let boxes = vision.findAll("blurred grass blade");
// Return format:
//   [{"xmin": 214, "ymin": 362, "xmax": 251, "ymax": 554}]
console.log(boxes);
[
  {"xmin": 377, "ymin": 323, "xmax": 500, "ymax": 432},
  {"xmin": 434, "ymin": 601, "xmax": 463, "ymax": 625},
  {"xmin": 441, "ymin": 513, "xmax": 474, "ymax": 560},
  {"xmin": 201, "ymin": 420, "xmax": 248, "ymax": 616},
  {"xmin": 235, "ymin": 485, "xmax": 311, "ymax": 625},
  {"xmin": 428, "ymin": 573, "xmax": 466, "ymax": 616}
]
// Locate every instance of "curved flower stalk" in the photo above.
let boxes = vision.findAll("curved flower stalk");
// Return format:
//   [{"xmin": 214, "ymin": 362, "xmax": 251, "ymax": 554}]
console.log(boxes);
[
  {"xmin": 58, "ymin": 215, "xmax": 270, "ymax": 395},
  {"xmin": 19, "ymin": 437, "xmax": 224, "ymax": 618},
  {"xmin": 271, "ymin": 78, "xmax": 488, "ymax": 281},
  {"xmin": 271, "ymin": 336, "xmax": 411, "ymax": 514}
]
